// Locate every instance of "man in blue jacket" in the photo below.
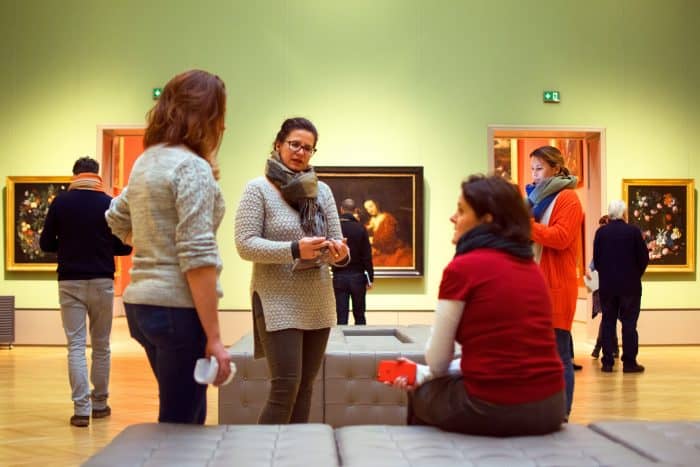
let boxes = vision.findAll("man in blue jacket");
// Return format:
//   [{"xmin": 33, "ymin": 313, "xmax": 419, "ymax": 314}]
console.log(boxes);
[
  {"xmin": 593, "ymin": 199, "xmax": 649, "ymax": 373},
  {"xmin": 40, "ymin": 157, "xmax": 132, "ymax": 427}
]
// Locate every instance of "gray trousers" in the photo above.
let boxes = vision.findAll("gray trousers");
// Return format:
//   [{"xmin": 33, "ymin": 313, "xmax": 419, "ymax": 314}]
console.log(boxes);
[
  {"xmin": 253, "ymin": 293, "xmax": 330, "ymax": 424},
  {"xmin": 58, "ymin": 278, "xmax": 114, "ymax": 416}
]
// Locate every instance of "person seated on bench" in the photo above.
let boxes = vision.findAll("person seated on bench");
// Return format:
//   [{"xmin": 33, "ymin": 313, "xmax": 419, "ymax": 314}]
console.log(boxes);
[{"xmin": 389, "ymin": 174, "xmax": 566, "ymax": 436}]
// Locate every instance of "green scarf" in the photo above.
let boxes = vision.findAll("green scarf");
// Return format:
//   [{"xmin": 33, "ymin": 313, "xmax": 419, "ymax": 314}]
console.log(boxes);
[{"xmin": 265, "ymin": 151, "xmax": 326, "ymax": 236}]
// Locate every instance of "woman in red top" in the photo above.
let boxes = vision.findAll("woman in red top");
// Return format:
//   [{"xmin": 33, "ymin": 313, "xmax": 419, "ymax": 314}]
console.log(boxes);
[
  {"xmin": 526, "ymin": 145, "xmax": 583, "ymax": 418},
  {"xmin": 392, "ymin": 175, "xmax": 565, "ymax": 436}
]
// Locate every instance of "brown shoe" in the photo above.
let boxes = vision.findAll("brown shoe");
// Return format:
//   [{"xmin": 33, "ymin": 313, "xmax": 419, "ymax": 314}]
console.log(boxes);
[
  {"xmin": 70, "ymin": 415, "xmax": 90, "ymax": 427},
  {"xmin": 92, "ymin": 406, "xmax": 111, "ymax": 419}
]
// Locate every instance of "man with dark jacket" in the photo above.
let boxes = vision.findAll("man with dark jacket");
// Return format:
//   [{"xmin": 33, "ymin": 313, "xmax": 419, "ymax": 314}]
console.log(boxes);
[
  {"xmin": 40, "ymin": 156, "xmax": 132, "ymax": 427},
  {"xmin": 332, "ymin": 198, "xmax": 374, "ymax": 325},
  {"xmin": 593, "ymin": 199, "xmax": 649, "ymax": 373}
]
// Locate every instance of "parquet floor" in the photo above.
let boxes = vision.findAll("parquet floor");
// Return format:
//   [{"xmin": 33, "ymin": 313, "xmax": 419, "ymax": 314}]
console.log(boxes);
[{"xmin": 1, "ymin": 317, "xmax": 699, "ymax": 466}]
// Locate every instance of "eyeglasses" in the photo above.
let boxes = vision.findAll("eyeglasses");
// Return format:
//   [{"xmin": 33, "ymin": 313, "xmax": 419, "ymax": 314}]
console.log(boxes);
[{"xmin": 286, "ymin": 140, "xmax": 317, "ymax": 155}]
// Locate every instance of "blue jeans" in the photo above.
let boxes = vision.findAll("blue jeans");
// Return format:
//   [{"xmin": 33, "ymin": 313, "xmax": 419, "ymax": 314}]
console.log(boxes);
[
  {"xmin": 554, "ymin": 328, "xmax": 574, "ymax": 416},
  {"xmin": 125, "ymin": 303, "xmax": 207, "ymax": 424},
  {"xmin": 58, "ymin": 278, "xmax": 114, "ymax": 416},
  {"xmin": 333, "ymin": 272, "xmax": 367, "ymax": 325}
]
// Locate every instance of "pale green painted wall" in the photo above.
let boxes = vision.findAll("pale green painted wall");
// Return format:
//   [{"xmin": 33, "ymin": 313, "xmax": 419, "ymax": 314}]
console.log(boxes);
[{"xmin": 1, "ymin": 0, "xmax": 698, "ymax": 310}]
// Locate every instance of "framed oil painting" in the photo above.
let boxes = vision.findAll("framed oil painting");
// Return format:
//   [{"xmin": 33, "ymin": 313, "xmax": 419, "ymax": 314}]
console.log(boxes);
[
  {"xmin": 315, "ymin": 166, "xmax": 424, "ymax": 278},
  {"xmin": 5, "ymin": 176, "xmax": 71, "ymax": 271},
  {"xmin": 622, "ymin": 178, "xmax": 695, "ymax": 273}
]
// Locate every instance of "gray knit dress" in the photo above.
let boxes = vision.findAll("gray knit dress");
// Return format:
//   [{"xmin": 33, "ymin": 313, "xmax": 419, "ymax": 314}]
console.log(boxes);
[{"xmin": 234, "ymin": 176, "xmax": 342, "ymax": 356}]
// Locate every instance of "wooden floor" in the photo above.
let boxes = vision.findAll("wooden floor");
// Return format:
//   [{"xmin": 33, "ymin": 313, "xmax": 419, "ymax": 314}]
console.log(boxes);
[{"xmin": 1, "ymin": 318, "xmax": 699, "ymax": 466}]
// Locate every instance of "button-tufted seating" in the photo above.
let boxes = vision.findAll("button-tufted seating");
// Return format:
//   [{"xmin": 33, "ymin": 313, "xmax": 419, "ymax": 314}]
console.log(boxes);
[
  {"xmin": 218, "ymin": 333, "xmax": 324, "ymax": 424},
  {"xmin": 590, "ymin": 420, "xmax": 700, "ymax": 465},
  {"xmin": 219, "ymin": 325, "xmax": 432, "ymax": 426},
  {"xmin": 324, "ymin": 326, "xmax": 430, "ymax": 427},
  {"xmin": 334, "ymin": 424, "xmax": 660, "ymax": 467},
  {"xmin": 82, "ymin": 423, "xmax": 339, "ymax": 467},
  {"xmin": 85, "ymin": 422, "xmax": 680, "ymax": 466}
]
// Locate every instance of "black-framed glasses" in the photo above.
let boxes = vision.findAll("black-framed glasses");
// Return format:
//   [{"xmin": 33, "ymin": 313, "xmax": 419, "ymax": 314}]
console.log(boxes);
[{"xmin": 286, "ymin": 140, "xmax": 317, "ymax": 155}]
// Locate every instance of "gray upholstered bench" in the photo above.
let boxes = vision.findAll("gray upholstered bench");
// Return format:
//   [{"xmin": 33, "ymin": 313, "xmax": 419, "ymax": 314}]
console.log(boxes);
[
  {"xmin": 82, "ymin": 423, "xmax": 338, "ymax": 467},
  {"xmin": 218, "ymin": 332, "xmax": 324, "ymax": 424},
  {"xmin": 334, "ymin": 425, "xmax": 659, "ymax": 466},
  {"xmin": 590, "ymin": 420, "xmax": 700, "ymax": 466},
  {"xmin": 84, "ymin": 423, "xmax": 668, "ymax": 466},
  {"xmin": 219, "ymin": 325, "xmax": 431, "ymax": 426}
]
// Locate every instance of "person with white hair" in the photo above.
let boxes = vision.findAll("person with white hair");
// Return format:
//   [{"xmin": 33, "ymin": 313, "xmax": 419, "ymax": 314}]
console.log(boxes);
[
  {"xmin": 593, "ymin": 199, "xmax": 649, "ymax": 373},
  {"xmin": 607, "ymin": 199, "xmax": 627, "ymax": 221}
]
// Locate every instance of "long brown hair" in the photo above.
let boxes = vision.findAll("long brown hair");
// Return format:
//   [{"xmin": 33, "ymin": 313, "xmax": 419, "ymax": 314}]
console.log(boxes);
[
  {"xmin": 529, "ymin": 145, "xmax": 570, "ymax": 176},
  {"xmin": 144, "ymin": 70, "xmax": 226, "ymax": 178},
  {"xmin": 461, "ymin": 174, "xmax": 531, "ymax": 245}
]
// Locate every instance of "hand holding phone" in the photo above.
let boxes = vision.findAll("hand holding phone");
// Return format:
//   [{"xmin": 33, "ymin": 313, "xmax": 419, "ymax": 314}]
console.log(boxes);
[{"xmin": 376, "ymin": 359, "xmax": 417, "ymax": 386}]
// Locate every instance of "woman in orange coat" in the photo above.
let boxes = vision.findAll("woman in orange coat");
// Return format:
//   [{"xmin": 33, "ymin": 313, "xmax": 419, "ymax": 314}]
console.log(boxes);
[{"xmin": 526, "ymin": 145, "xmax": 583, "ymax": 418}]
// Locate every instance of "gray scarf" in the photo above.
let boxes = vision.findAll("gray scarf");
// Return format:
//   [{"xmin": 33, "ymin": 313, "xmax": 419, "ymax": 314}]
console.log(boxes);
[{"xmin": 265, "ymin": 151, "xmax": 326, "ymax": 236}]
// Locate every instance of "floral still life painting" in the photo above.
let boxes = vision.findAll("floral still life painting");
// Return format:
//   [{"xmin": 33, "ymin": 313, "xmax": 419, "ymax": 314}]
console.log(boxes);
[
  {"xmin": 5, "ymin": 176, "xmax": 71, "ymax": 271},
  {"xmin": 623, "ymin": 179, "xmax": 695, "ymax": 273}
]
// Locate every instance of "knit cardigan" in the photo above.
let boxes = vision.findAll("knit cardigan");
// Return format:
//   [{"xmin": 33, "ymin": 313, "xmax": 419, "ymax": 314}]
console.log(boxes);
[
  {"xmin": 234, "ymin": 176, "xmax": 342, "ymax": 336},
  {"xmin": 531, "ymin": 189, "xmax": 583, "ymax": 331}
]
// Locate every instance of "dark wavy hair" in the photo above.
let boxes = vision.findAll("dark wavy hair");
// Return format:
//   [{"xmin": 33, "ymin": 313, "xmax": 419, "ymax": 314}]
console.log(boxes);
[
  {"xmin": 461, "ymin": 174, "xmax": 531, "ymax": 245},
  {"xmin": 144, "ymin": 69, "xmax": 226, "ymax": 178},
  {"xmin": 273, "ymin": 117, "xmax": 318, "ymax": 149}
]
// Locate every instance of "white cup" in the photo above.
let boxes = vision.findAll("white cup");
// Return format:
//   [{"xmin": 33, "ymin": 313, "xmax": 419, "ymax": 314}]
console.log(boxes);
[{"xmin": 193, "ymin": 356, "xmax": 236, "ymax": 386}]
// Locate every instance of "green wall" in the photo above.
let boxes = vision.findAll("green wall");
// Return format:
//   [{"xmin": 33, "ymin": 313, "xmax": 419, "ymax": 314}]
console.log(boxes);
[{"xmin": 1, "ymin": 0, "xmax": 698, "ymax": 310}]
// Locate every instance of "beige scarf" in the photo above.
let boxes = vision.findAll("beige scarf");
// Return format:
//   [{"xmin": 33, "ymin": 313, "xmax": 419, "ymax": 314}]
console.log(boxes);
[{"xmin": 68, "ymin": 173, "xmax": 105, "ymax": 192}]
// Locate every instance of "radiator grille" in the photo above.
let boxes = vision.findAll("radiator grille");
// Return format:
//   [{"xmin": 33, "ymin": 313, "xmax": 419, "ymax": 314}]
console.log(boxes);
[{"xmin": 0, "ymin": 296, "xmax": 15, "ymax": 345}]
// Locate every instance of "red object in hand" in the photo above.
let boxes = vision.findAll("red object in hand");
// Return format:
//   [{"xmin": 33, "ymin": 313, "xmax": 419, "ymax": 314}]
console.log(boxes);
[{"xmin": 376, "ymin": 359, "xmax": 417, "ymax": 385}]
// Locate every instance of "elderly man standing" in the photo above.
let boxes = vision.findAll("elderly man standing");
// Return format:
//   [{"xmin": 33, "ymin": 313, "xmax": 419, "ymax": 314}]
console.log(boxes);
[
  {"xmin": 593, "ymin": 199, "xmax": 649, "ymax": 373},
  {"xmin": 40, "ymin": 156, "xmax": 132, "ymax": 427}
]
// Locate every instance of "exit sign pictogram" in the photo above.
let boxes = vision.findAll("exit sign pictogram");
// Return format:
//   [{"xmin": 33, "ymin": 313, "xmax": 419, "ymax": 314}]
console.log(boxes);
[{"xmin": 543, "ymin": 90, "xmax": 561, "ymax": 103}]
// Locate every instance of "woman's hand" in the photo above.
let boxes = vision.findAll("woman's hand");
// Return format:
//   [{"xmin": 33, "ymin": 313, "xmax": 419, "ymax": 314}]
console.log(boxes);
[
  {"xmin": 383, "ymin": 357, "xmax": 419, "ymax": 391},
  {"xmin": 327, "ymin": 238, "xmax": 349, "ymax": 263},
  {"xmin": 299, "ymin": 236, "xmax": 329, "ymax": 260},
  {"xmin": 206, "ymin": 339, "xmax": 233, "ymax": 387}
]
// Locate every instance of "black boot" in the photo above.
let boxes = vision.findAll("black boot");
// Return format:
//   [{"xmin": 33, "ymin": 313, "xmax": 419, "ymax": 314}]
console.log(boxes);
[{"xmin": 591, "ymin": 343, "xmax": 601, "ymax": 359}]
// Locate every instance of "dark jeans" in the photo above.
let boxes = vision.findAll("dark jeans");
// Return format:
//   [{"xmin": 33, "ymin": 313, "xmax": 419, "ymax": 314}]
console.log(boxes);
[
  {"xmin": 409, "ymin": 374, "xmax": 565, "ymax": 436},
  {"xmin": 125, "ymin": 303, "xmax": 207, "ymax": 424},
  {"xmin": 253, "ymin": 296, "xmax": 330, "ymax": 424},
  {"xmin": 554, "ymin": 328, "xmax": 574, "ymax": 416},
  {"xmin": 600, "ymin": 294, "xmax": 641, "ymax": 367},
  {"xmin": 333, "ymin": 272, "xmax": 367, "ymax": 325}
]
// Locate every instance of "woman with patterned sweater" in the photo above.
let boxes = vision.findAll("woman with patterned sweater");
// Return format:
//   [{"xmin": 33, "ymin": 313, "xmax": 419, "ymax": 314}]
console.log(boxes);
[{"xmin": 234, "ymin": 117, "xmax": 349, "ymax": 424}]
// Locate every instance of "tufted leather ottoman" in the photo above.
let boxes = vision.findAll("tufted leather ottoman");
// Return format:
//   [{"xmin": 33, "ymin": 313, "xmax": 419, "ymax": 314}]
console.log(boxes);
[
  {"xmin": 590, "ymin": 420, "xmax": 700, "ymax": 465},
  {"xmin": 324, "ymin": 326, "xmax": 430, "ymax": 427},
  {"xmin": 219, "ymin": 326, "xmax": 431, "ymax": 426},
  {"xmin": 82, "ymin": 423, "xmax": 338, "ymax": 467},
  {"xmin": 218, "ymin": 333, "xmax": 324, "ymax": 424},
  {"xmin": 334, "ymin": 424, "xmax": 660, "ymax": 466}
]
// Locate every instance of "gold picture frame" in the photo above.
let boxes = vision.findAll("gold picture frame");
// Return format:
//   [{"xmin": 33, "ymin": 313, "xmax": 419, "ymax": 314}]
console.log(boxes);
[
  {"xmin": 622, "ymin": 178, "xmax": 695, "ymax": 273},
  {"xmin": 5, "ymin": 176, "xmax": 71, "ymax": 271},
  {"xmin": 314, "ymin": 166, "xmax": 424, "ymax": 278}
]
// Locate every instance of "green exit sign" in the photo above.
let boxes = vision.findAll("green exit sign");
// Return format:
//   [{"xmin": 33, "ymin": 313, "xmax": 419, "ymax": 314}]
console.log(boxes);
[
  {"xmin": 543, "ymin": 90, "xmax": 561, "ymax": 103},
  {"xmin": 152, "ymin": 88, "xmax": 163, "ymax": 100}
]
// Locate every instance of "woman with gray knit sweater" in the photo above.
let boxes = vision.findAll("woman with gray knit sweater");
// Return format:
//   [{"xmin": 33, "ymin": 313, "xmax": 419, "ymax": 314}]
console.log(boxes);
[
  {"xmin": 235, "ymin": 117, "xmax": 349, "ymax": 424},
  {"xmin": 106, "ymin": 70, "xmax": 232, "ymax": 424}
]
